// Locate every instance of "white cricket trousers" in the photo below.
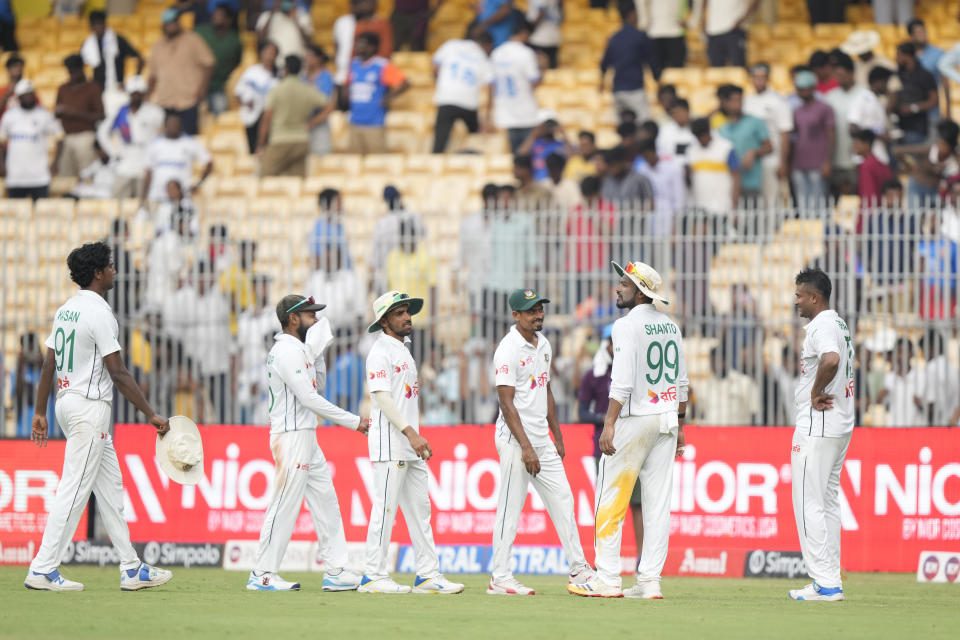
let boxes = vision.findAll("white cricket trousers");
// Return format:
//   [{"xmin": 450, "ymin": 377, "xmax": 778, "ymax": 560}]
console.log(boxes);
[
  {"xmin": 363, "ymin": 459, "xmax": 440, "ymax": 581},
  {"xmin": 594, "ymin": 415, "xmax": 676, "ymax": 588},
  {"xmin": 791, "ymin": 429, "xmax": 852, "ymax": 589},
  {"xmin": 254, "ymin": 429, "xmax": 349, "ymax": 574},
  {"xmin": 30, "ymin": 394, "xmax": 140, "ymax": 574},
  {"xmin": 490, "ymin": 439, "xmax": 588, "ymax": 582}
]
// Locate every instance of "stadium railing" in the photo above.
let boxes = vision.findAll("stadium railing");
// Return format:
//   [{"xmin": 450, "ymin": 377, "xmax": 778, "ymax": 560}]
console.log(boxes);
[{"xmin": 1, "ymin": 200, "xmax": 957, "ymax": 436}]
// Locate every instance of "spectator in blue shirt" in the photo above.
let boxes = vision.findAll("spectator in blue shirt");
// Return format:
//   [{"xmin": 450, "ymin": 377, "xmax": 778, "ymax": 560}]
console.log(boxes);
[
  {"xmin": 717, "ymin": 84, "xmax": 771, "ymax": 202},
  {"xmin": 474, "ymin": 0, "xmax": 514, "ymax": 48},
  {"xmin": 345, "ymin": 32, "xmax": 409, "ymax": 154},
  {"xmin": 304, "ymin": 44, "xmax": 335, "ymax": 156},
  {"xmin": 518, "ymin": 110, "xmax": 573, "ymax": 181},
  {"xmin": 600, "ymin": 1, "xmax": 661, "ymax": 125}
]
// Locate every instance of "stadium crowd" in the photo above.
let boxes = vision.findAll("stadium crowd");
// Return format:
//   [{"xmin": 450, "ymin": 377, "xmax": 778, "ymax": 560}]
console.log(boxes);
[{"xmin": 2, "ymin": 0, "xmax": 959, "ymax": 437}]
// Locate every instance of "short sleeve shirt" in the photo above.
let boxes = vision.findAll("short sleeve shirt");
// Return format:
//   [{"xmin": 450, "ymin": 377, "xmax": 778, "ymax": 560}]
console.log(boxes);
[
  {"xmin": 718, "ymin": 114, "xmax": 769, "ymax": 191},
  {"xmin": 494, "ymin": 326, "xmax": 552, "ymax": 448},
  {"xmin": 366, "ymin": 333, "xmax": 420, "ymax": 461},
  {"xmin": 432, "ymin": 39, "xmax": 494, "ymax": 110},
  {"xmin": 347, "ymin": 56, "xmax": 406, "ymax": 127},
  {"xmin": 795, "ymin": 310, "xmax": 855, "ymax": 437},
  {"xmin": 491, "ymin": 41, "xmax": 540, "ymax": 129},
  {"xmin": 791, "ymin": 100, "xmax": 835, "ymax": 171},
  {"xmin": 0, "ymin": 106, "xmax": 63, "ymax": 188},
  {"xmin": 45, "ymin": 290, "xmax": 121, "ymax": 402},
  {"xmin": 145, "ymin": 135, "xmax": 212, "ymax": 202}
]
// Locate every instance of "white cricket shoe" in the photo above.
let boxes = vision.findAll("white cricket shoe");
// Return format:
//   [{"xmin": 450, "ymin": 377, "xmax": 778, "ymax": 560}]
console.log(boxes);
[
  {"xmin": 789, "ymin": 582, "xmax": 844, "ymax": 601},
  {"xmin": 486, "ymin": 577, "xmax": 535, "ymax": 596},
  {"xmin": 357, "ymin": 576, "xmax": 411, "ymax": 594},
  {"xmin": 569, "ymin": 565, "xmax": 596, "ymax": 584},
  {"xmin": 623, "ymin": 580, "xmax": 663, "ymax": 599},
  {"xmin": 412, "ymin": 574, "xmax": 465, "ymax": 594},
  {"xmin": 24, "ymin": 569, "xmax": 84, "ymax": 591},
  {"xmin": 246, "ymin": 571, "xmax": 301, "ymax": 591},
  {"xmin": 322, "ymin": 568, "xmax": 362, "ymax": 592},
  {"xmin": 567, "ymin": 576, "xmax": 624, "ymax": 598},
  {"xmin": 120, "ymin": 563, "xmax": 173, "ymax": 591}
]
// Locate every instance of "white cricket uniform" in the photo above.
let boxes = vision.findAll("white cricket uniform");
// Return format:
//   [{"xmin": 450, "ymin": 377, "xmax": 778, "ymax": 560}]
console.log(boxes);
[
  {"xmin": 595, "ymin": 303, "xmax": 688, "ymax": 588},
  {"xmin": 490, "ymin": 326, "xmax": 588, "ymax": 582},
  {"xmin": 792, "ymin": 309, "xmax": 855, "ymax": 589},
  {"xmin": 490, "ymin": 41, "xmax": 540, "ymax": 130},
  {"xmin": 362, "ymin": 333, "xmax": 441, "ymax": 581},
  {"xmin": 253, "ymin": 333, "xmax": 361, "ymax": 575},
  {"xmin": 29, "ymin": 290, "xmax": 141, "ymax": 575},
  {"xmin": 144, "ymin": 134, "xmax": 211, "ymax": 203}
]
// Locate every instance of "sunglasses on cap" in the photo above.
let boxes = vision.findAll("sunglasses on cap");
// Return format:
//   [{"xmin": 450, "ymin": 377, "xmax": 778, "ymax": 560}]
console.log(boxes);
[{"xmin": 286, "ymin": 296, "xmax": 316, "ymax": 313}]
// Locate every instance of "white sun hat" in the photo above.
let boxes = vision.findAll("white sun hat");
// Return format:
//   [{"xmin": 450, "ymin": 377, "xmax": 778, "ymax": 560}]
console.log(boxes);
[
  {"xmin": 156, "ymin": 415, "xmax": 204, "ymax": 485},
  {"xmin": 612, "ymin": 260, "xmax": 669, "ymax": 304},
  {"xmin": 367, "ymin": 290, "xmax": 424, "ymax": 333},
  {"xmin": 840, "ymin": 30, "xmax": 880, "ymax": 56}
]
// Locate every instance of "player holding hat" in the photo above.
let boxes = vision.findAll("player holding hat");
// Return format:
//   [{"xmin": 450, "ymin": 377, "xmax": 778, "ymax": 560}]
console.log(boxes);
[
  {"xmin": 488, "ymin": 288, "xmax": 594, "ymax": 596},
  {"xmin": 569, "ymin": 261, "xmax": 688, "ymax": 599},
  {"xmin": 247, "ymin": 295, "xmax": 368, "ymax": 592},
  {"xmin": 359, "ymin": 291, "xmax": 464, "ymax": 594},
  {"xmin": 25, "ymin": 241, "xmax": 172, "ymax": 592}
]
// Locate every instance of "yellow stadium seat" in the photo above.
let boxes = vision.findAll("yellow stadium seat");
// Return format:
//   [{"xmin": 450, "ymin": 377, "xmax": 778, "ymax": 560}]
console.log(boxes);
[
  {"xmin": 404, "ymin": 154, "xmax": 444, "ymax": 175},
  {"xmin": 76, "ymin": 199, "xmax": 119, "ymax": 221},
  {"xmin": 0, "ymin": 199, "xmax": 32, "ymax": 219},
  {"xmin": 216, "ymin": 177, "xmax": 258, "ymax": 199},
  {"xmin": 363, "ymin": 154, "xmax": 406, "ymax": 176},
  {"xmin": 313, "ymin": 154, "xmax": 362, "ymax": 177},
  {"xmin": 259, "ymin": 176, "xmax": 303, "ymax": 198}
]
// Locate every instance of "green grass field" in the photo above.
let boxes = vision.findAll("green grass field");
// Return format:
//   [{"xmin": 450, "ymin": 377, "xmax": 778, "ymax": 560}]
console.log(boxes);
[{"xmin": 1, "ymin": 569, "xmax": 958, "ymax": 639}]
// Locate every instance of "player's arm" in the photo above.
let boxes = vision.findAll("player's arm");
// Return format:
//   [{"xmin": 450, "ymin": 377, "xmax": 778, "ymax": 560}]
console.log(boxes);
[
  {"xmin": 602, "ymin": 321, "xmax": 636, "ymax": 455},
  {"xmin": 30, "ymin": 348, "xmax": 57, "ymax": 447},
  {"xmin": 372, "ymin": 390, "xmax": 431, "ymax": 459},
  {"xmin": 497, "ymin": 385, "xmax": 540, "ymax": 475},
  {"xmin": 545, "ymin": 381, "xmax": 564, "ymax": 459},
  {"xmin": 276, "ymin": 351, "xmax": 362, "ymax": 430},
  {"xmin": 811, "ymin": 352, "xmax": 840, "ymax": 411},
  {"xmin": 103, "ymin": 352, "xmax": 169, "ymax": 435}
]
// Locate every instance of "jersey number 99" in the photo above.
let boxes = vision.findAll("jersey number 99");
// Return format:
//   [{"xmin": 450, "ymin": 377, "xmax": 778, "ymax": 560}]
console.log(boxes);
[{"xmin": 646, "ymin": 340, "xmax": 678, "ymax": 385}]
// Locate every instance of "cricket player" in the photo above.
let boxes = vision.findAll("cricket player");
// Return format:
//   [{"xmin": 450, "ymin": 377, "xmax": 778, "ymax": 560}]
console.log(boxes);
[
  {"xmin": 25, "ymin": 241, "xmax": 172, "ymax": 592},
  {"xmin": 247, "ymin": 295, "xmax": 369, "ymax": 592},
  {"xmin": 789, "ymin": 268, "xmax": 854, "ymax": 602},
  {"xmin": 570, "ymin": 261, "xmax": 688, "ymax": 599},
  {"xmin": 488, "ymin": 288, "xmax": 594, "ymax": 596},
  {"xmin": 359, "ymin": 291, "xmax": 464, "ymax": 594}
]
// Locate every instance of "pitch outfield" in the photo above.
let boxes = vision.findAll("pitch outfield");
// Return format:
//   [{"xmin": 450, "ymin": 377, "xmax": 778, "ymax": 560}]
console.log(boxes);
[{"xmin": 1, "ymin": 570, "xmax": 957, "ymax": 639}]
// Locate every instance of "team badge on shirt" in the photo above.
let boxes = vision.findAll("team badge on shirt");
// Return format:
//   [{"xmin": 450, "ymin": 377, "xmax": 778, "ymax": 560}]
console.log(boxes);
[
  {"xmin": 404, "ymin": 382, "xmax": 420, "ymax": 398},
  {"xmin": 647, "ymin": 389, "xmax": 660, "ymax": 403}
]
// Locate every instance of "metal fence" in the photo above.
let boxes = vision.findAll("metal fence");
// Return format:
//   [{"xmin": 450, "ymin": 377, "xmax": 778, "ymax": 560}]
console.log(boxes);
[{"xmin": 2, "ymin": 198, "xmax": 958, "ymax": 437}]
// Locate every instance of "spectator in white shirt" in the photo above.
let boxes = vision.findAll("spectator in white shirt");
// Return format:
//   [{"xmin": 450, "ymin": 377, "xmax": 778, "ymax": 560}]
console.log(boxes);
[
  {"xmin": 526, "ymin": 0, "xmax": 563, "ymax": 69},
  {"xmin": 878, "ymin": 337, "xmax": 927, "ymax": 427},
  {"xmin": 541, "ymin": 152, "xmax": 582, "ymax": 208},
  {"xmin": 0, "ymin": 79, "xmax": 63, "ymax": 200},
  {"xmin": 825, "ymin": 51, "xmax": 868, "ymax": 196},
  {"xmin": 305, "ymin": 241, "xmax": 367, "ymax": 334},
  {"xmin": 140, "ymin": 111, "xmax": 213, "ymax": 207},
  {"xmin": 431, "ymin": 31, "xmax": 494, "ymax": 153},
  {"xmin": 255, "ymin": 0, "xmax": 312, "ymax": 63},
  {"xmin": 235, "ymin": 274, "xmax": 278, "ymax": 424},
  {"xmin": 848, "ymin": 66, "xmax": 894, "ymax": 164},
  {"xmin": 919, "ymin": 330, "xmax": 960, "ymax": 426},
  {"xmin": 163, "ymin": 260, "xmax": 235, "ymax": 423},
  {"xmin": 71, "ymin": 141, "xmax": 115, "ymax": 199},
  {"xmin": 695, "ymin": 344, "xmax": 760, "ymax": 425},
  {"xmin": 458, "ymin": 183, "xmax": 497, "ymax": 324},
  {"xmin": 146, "ymin": 210, "xmax": 196, "ymax": 314},
  {"xmin": 333, "ymin": 0, "xmax": 368, "ymax": 85},
  {"xmin": 97, "ymin": 75, "xmax": 164, "ymax": 199},
  {"xmin": 636, "ymin": 138, "xmax": 684, "ymax": 237},
  {"xmin": 689, "ymin": 117, "xmax": 741, "ymax": 214},
  {"xmin": 657, "ymin": 97, "xmax": 696, "ymax": 167},
  {"xmin": 640, "ymin": 0, "xmax": 688, "ymax": 68},
  {"xmin": 234, "ymin": 41, "xmax": 279, "ymax": 154},
  {"xmin": 744, "ymin": 62, "xmax": 792, "ymax": 205},
  {"xmin": 489, "ymin": 19, "xmax": 541, "ymax": 153},
  {"xmin": 698, "ymin": 0, "xmax": 759, "ymax": 67}
]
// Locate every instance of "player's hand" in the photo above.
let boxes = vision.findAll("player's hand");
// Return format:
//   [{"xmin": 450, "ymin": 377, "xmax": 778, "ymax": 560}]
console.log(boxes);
[
  {"xmin": 408, "ymin": 431, "xmax": 432, "ymax": 460},
  {"xmin": 31, "ymin": 415, "xmax": 48, "ymax": 447},
  {"xmin": 554, "ymin": 438, "xmax": 565, "ymax": 460},
  {"xmin": 812, "ymin": 392, "xmax": 835, "ymax": 411},
  {"xmin": 357, "ymin": 417, "xmax": 370, "ymax": 436},
  {"xmin": 150, "ymin": 414, "xmax": 170, "ymax": 437},
  {"xmin": 521, "ymin": 445, "xmax": 541, "ymax": 476},
  {"xmin": 599, "ymin": 424, "xmax": 616, "ymax": 455},
  {"xmin": 913, "ymin": 395, "xmax": 924, "ymax": 411},
  {"xmin": 675, "ymin": 426, "xmax": 686, "ymax": 459}
]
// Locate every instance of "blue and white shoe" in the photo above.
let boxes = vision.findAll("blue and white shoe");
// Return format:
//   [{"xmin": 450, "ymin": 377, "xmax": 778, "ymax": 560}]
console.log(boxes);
[
  {"xmin": 789, "ymin": 582, "xmax": 844, "ymax": 601},
  {"xmin": 357, "ymin": 575, "xmax": 411, "ymax": 594},
  {"xmin": 246, "ymin": 571, "xmax": 301, "ymax": 591},
  {"xmin": 322, "ymin": 568, "xmax": 362, "ymax": 592},
  {"xmin": 121, "ymin": 562, "xmax": 173, "ymax": 591},
  {"xmin": 412, "ymin": 574, "xmax": 465, "ymax": 594},
  {"xmin": 24, "ymin": 568, "xmax": 84, "ymax": 591}
]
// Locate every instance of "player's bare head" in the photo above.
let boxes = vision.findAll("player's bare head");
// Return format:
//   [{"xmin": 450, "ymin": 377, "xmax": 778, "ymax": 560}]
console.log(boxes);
[
  {"xmin": 380, "ymin": 304, "xmax": 413, "ymax": 338},
  {"xmin": 794, "ymin": 267, "xmax": 831, "ymax": 318},
  {"xmin": 67, "ymin": 241, "xmax": 115, "ymax": 291},
  {"xmin": 615, "ymin": 274, "xmax": 645, "ymax": 309}
]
